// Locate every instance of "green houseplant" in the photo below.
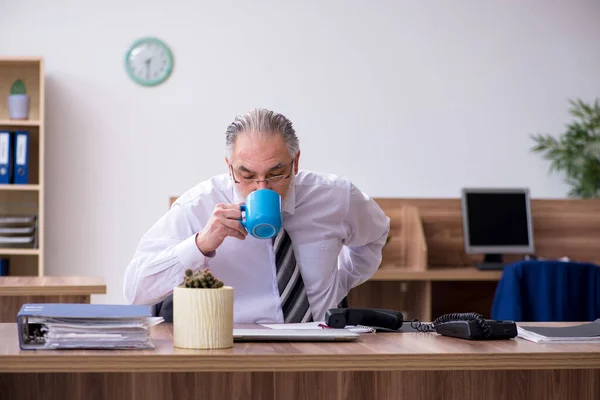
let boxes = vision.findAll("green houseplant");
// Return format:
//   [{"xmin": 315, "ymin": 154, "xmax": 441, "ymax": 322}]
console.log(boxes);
[
  {"xmin": 530, "ymin": 98, "xmax": 600, "ymax": 198},
  {"xmin": 7, "ymin": 79, "xmax": 30, "ymax": 120},
  {"xmin": 173, "ymin": 267, "xmax": 234, "ymax": 349}
]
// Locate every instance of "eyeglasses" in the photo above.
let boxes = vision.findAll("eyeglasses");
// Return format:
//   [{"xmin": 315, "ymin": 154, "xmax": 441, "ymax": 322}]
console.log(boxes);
[{"xmin": 231, "ymin": 160, "xmax": 294, "ymax": 187}]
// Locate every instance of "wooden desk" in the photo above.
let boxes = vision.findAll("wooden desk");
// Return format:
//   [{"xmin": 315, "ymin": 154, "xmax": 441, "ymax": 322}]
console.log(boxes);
[
  {"xmin": 0, "ymin": 322, "xmax": 599, "ymax": 400},
  {"xmin": 371, "ymin": 265, "xmax": 503, "ymax": 281},
  {"xmin": 0, "ymin": 276, "xmax": 106, "ymax": 322}
]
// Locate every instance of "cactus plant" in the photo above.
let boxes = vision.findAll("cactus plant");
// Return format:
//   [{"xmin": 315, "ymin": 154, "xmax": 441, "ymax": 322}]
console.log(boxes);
[
  {"xmin": 10, "ymin": 79, "xmax": 26, "ymax": 95},
  {"xmin": 183, "ymin": 267, "xmax": 225, "ymax": 289},
  {"xmin": 175, "ymin": 267, "xmax": 233, "ymax": 349},
  {"xmin": 7, "ymin": 78, "xmax": 30, "ymax": 119}
]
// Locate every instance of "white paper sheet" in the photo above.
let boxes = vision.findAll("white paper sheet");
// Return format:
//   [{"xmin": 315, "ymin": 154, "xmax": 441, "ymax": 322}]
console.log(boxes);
[{"xmin": 260, "ymin": 321, "xmax": 375, "ymax": 333}]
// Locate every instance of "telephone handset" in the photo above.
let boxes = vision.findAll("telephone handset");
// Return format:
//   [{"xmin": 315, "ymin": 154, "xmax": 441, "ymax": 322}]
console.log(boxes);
[
  {"xmin": 325, "ymin": 308, "xmax": 403, "ymax": 332},
  {"xmin": 412, "ymin": 312, "xmax": 518, "ymax": 340}
]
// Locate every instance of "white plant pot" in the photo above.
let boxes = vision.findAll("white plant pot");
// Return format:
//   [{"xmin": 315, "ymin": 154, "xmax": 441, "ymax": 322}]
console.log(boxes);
[
  {"xmin": 7, "ymin": 95, "xmax": 30, "ymax": 120},
  {"xmin": 173, "ymin": 285, "xmax": 234, "ymax": 349}
]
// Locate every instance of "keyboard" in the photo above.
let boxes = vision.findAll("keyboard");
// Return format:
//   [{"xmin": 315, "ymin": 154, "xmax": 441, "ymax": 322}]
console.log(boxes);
[{"xmin": 475, "ymin": 263, "xmax": 506, "ymax": 270}]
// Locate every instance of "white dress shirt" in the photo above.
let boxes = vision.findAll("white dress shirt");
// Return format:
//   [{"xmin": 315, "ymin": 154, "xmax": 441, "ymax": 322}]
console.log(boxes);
[{"xmin": 123, "ymin": 170, "xmax": 390, "ymax": 322}]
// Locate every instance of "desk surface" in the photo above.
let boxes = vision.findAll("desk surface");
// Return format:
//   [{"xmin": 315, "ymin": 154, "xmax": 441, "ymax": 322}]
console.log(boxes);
[
  {"xmin": 0, "ymin": 276, "xmax": 106, "ymax": 296},
  {"xmin": 372, "ymin": 265, "xmax": 503, "ymax": 281},
  {"xmin": 1, "ymin": 322, "xmax": 599, "ymax": 373}
]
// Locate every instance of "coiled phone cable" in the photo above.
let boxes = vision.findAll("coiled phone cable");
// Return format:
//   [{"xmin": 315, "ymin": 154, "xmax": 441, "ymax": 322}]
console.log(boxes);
[{"xmin": 410, "ymin": 312, "xmax": 492, "ymax": 338}]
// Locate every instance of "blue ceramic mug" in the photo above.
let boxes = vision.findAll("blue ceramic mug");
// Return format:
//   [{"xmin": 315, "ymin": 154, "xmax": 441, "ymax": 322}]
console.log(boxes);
[{"xmin": 240, "ymin": 189, "xmax": 282, "ymax": 239}]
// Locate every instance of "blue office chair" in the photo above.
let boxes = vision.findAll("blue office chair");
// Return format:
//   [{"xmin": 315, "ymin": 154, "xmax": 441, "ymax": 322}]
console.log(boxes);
[{"xmin": 491, "ymin": 260, "xmax": 600, "ymax": 322}]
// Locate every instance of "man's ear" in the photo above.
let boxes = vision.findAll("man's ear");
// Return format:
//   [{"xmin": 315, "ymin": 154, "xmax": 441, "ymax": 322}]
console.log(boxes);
[{"xmin": 294, "ymin": 151, "xmax": 301, "ymax": 174}]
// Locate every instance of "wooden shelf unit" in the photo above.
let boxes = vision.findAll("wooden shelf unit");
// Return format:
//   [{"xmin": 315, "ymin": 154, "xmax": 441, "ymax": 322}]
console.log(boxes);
[
  {"xmin": 0, "ymin": 57, "xmax": 45, "ymax": 277},
  {"xmin": 348, "ymin": 197, "xmax": 600, "ymax": 322},
  {"xmin": 0, "ymin": 120, "xmax": 40, "ymax": 127},
  {"xmin": 0, "ymin": 184, "xmax": 40, "ymax": 191}
]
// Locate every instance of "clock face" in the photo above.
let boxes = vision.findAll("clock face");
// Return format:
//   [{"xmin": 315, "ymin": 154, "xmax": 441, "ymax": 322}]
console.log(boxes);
[{"xmin": 125, "ymin": 37, "xmax": 173, "ymax": 86}]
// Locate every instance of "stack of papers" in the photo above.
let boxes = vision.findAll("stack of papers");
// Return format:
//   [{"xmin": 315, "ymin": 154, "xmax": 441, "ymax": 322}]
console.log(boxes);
[
  {"xmin": 517, "ymin": 319, "xmax": 600, "ymax": 343},
  {"xmin": 17, "ymin": 303, "xmax": 164, "ymax": 350},
  {"xmin": 0, "ymin": 215, "xmax": 37, "ymax": 248},
  {"xmin": 260, "ymin": 321, "xmax": 376, "ymax": 333}
]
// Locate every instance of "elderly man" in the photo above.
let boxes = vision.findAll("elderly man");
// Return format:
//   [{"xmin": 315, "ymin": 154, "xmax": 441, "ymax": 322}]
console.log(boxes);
[{"xmin": 124, "ymin": 108, "xmax": 390, "ymax": 323}]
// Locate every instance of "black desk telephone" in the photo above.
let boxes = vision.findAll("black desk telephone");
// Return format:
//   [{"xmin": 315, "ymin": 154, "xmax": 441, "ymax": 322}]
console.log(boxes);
[
  {"xmin": 325, "ymin": 308, "xmax": 404, "ymax": 332},
  {"xmin": 325, "ymin": 308, "xmax": 517, "ymax": 340}
]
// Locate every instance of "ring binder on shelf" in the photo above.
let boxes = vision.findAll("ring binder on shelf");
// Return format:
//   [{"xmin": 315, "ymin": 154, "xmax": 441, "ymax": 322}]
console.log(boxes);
[
  {"xmin": 0, "ymin": 258, "xmax": 8, "ymax": 276},
  {"xmin": 13, "ymin": 131, "xmax": 29, "ymax": 184},
  {"xmin": 0, "ymin": 131, "xmax": 12, "ymax": 184}
]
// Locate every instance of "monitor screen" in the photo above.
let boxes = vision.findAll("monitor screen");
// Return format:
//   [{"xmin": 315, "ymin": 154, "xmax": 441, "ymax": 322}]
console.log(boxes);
[{"xmin": 461, "ymin": 188, "xmax": 534, "ymax": 254}]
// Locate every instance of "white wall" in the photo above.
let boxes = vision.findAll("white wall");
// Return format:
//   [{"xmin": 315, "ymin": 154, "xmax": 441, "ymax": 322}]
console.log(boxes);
[{"xmin": 1, "ymin": 1, "xmax": 599, "ymax": 304}]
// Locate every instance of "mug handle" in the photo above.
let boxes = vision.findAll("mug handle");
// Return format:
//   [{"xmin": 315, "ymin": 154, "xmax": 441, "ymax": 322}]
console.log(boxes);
[{"xmin": 239, "ymin": 204, "xmax": 247, "ymax": 228}]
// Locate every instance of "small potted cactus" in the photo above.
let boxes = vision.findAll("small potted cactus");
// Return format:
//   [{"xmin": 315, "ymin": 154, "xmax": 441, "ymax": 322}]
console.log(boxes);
[
  {"xmin": 7, "ymin": 79, "xmax": 30, "ymax": 120},
  {"xmin": 173, "ymin": 267, "xmax": 234, "ymax": 350}
]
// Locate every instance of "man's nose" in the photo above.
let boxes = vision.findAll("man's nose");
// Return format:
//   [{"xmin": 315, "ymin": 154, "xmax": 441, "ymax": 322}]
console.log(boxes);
[{"xmin": 257, "ymin": 180, "xmax": 269, "ymax": 190}]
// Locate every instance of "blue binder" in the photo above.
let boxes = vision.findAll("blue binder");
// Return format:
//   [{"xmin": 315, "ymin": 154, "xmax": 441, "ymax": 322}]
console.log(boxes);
[
  {"xmin": 17, "ymin": 303, "xmax": 154, "ymax": 320},
  {"xmin": 13, "ymin": 130, "xmax": 29, "ymax": 184},
  {"xmin": 0, "ymin": 131, "xmax": 13, "ymax": 184},
  {"xmin": 16, "ymin": 303, "xmax": 156, "ymax": 350},
  {"xmin": 0, "ymin": 258, "xmax": 8, "ymax": 276}
]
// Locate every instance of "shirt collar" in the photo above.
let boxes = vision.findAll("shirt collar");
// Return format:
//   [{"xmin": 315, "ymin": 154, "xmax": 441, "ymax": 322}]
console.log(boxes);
[{"xmin": 282, "ymin": 179, "xmax": 296, "ymax": 216}]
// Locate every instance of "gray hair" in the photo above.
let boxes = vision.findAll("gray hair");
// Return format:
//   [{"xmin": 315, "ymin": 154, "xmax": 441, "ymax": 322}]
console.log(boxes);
[{"xmin": 225, "ymin": 108, "xmax": 300, "ymax": 160}]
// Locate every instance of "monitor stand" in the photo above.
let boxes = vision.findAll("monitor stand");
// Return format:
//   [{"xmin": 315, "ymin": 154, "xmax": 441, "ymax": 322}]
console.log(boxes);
[{"xmin": 475, "ymin": 254, "xmax": 505, "ymax": 270}]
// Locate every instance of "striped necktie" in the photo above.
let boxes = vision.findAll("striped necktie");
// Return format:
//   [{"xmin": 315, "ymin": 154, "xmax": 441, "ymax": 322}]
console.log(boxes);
[{"xmin": 273, "ymin": 229, "xmax": 313, "ymax": 323}]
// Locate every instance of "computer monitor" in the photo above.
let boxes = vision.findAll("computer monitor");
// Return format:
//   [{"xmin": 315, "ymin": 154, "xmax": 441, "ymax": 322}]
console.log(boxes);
[{"xmin": 461, "ymin": 188, "xmax": 535, "ymax": 270}]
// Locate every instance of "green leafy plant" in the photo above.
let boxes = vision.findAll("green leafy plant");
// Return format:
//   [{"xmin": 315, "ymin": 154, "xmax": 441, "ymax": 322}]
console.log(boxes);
[
  {"xmin": 530, "ymin": 98, "xmax": 600, "ymax": 198},
  {"xmin": 183, "ymin": 267, "xmax": 224, "ymax": 288},
  {"xmin": 10, "ymin": 79, "xmax": 26, "ymax": 95}
]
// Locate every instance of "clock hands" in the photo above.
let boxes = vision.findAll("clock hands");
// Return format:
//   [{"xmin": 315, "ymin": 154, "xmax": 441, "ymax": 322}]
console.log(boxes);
[{"xmin": 145, "ymin": 57, "xmax": 152, "ymax": 80}]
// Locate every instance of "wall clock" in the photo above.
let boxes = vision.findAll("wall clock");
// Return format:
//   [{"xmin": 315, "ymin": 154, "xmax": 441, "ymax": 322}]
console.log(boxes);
[{"xmin": 125, "ymin": 37, "xmax": 173, "ymax": 86}]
